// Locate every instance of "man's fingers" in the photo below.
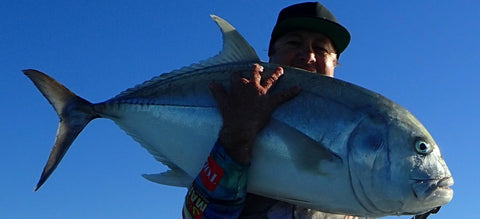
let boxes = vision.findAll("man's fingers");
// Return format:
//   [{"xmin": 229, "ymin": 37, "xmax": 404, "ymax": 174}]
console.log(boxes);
[
  {"xmin": 251, "ymin": 63, "xmax": 263, "ymax": 84},
  {"xmin": 263, "ymin": 67, "xmax": 284, "ymax": 90}
]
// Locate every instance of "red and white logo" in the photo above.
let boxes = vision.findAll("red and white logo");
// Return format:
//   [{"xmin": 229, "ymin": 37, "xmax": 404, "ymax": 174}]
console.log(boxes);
[{"xmin": 200, "ymin": 156, "xmax": 224, "ymax": 191}]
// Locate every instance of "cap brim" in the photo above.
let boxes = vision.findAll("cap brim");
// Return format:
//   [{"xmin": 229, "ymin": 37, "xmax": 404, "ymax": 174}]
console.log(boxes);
[{"xmin": 271, "ymin": 17, "xmax": 351, "ymax": 54}]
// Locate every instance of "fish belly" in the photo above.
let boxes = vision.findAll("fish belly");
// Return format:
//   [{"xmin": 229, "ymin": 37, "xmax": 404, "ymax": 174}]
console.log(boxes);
[
  {"xmin": 98, "ymin": 103, "xmax": 359, "ymax": 213},
  {"xmin": 100, "ymin": 104, "xmax": 221, "ymax": 177}
]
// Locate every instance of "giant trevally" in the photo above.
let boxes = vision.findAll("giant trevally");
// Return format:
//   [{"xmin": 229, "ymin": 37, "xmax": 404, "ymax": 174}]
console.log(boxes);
[{"xmin": 25, "ymin": 15, "xmax": 453, "ymax": 217}]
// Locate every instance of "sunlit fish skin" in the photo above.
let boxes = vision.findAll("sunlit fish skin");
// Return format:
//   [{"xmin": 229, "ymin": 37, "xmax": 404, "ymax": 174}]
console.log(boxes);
[{"xmin": 25, "ymin": 15, "xmax": 453, "ymax": 217}]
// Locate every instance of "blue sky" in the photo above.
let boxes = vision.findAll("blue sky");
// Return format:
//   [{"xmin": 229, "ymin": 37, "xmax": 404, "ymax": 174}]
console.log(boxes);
[{"xmin": 2, "ymin": 1, "xmax": 479, "ymax": 218}]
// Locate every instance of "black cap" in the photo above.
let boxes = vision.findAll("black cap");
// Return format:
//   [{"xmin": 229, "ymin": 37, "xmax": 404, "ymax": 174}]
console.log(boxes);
[{"xmin": 269, "ymin": 2, "xmax": 350, "ymax": 56}]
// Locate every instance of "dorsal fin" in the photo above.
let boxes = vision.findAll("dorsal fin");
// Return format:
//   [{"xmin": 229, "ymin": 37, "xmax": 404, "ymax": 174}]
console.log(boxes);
[
  {"xmin": 171, "ymin": 15, "xmax": 260, "ymax": 72},
  {"xmin": 203, "ymin": 15, "xmax": 260, "ymax": 65},
  {"xmin": 111, "ymin": 15, "xmax": 260, "ymax": 100}
]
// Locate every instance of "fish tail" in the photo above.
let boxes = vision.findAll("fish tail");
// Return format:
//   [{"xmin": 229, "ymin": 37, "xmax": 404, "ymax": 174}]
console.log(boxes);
[{"xmin": 24, "ymin": 69, "xmax": 99, "ymax": 191}]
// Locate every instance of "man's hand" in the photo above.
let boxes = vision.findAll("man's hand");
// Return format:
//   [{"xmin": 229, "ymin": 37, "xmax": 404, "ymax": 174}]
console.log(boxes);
[{"xmin": 209, "ymin": 64, "xmax": 301, "ymax": 165}]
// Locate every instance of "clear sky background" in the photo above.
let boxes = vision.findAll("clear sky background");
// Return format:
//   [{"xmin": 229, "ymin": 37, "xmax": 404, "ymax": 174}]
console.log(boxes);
[{"xmin": 1, "ymin": 1, "xmax": 479, "ymax": 218}]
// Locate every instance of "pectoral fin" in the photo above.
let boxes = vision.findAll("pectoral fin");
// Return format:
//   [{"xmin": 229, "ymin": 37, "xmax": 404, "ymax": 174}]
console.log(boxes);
[{"xmin": 269, "ymin": 119, "xmax": 343, "ymax": 174}]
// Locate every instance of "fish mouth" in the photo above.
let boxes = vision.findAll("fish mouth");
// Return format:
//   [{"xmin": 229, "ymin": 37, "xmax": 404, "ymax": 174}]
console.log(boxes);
[{"xmin": 411, "ymin": 176, "xmax": 454, "ymax": 202}]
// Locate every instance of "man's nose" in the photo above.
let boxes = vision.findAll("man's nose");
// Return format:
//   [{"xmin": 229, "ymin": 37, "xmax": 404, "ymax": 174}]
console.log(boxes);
[
  {"xmin": 306, "ymin": 52, "xmax": 316, "ymax": 63},
  {"xmin": 302, "ymin": 44, "xmax": 317, "ymax": 63},
  {"xmin": 299, "ymin": 44, "xmax": 316, "ymax": 63}
]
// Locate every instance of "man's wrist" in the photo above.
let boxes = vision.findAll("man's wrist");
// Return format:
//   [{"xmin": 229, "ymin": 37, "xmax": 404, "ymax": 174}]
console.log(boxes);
[{"xmin": 218, "ymin": 126, "xmax": 256, "ymax": 165}]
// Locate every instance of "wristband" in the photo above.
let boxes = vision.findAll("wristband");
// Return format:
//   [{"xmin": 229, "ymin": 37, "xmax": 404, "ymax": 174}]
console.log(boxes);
[{"xmin": 197, "ymin": 140, "xmax": 250, "ymax": 202}]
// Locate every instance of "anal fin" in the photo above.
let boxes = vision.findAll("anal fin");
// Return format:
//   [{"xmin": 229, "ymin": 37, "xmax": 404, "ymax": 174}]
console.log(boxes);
[{"xmin": 142, "ymin": 169, "xmax": 194, "ymax": 188}]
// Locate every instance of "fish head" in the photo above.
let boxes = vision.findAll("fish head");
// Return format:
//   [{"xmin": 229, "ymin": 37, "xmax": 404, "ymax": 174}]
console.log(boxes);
[{"xmin": 347, "ymin": 106, "xmax": 453, "ymax": 216}]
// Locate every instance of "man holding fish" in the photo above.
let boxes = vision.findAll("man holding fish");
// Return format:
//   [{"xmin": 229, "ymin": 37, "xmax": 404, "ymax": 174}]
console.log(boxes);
[
  {"xmin": 23, "ymin": 0, "xmax": 451, "ymax": 218},
  {"xmin": 183, "ymin": 2, "xmax": 364, "ymax": 219}
]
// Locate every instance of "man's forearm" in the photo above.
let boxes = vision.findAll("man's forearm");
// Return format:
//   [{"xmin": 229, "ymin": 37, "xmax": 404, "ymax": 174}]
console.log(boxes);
[{"xmin": 183, "ymin": 141, "xmax": 250, "ymax": 219}]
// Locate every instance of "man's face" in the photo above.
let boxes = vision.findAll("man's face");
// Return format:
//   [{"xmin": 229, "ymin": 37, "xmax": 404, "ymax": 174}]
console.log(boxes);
[{"xmin": 269, "ymin": 30, "xmax": 338, "ymax": 77}]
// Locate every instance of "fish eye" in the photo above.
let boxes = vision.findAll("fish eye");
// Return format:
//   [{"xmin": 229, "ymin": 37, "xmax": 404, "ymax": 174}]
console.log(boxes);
[{"xmin": 415, "ymin": 140, "xmax": 432, "ymax": 155}]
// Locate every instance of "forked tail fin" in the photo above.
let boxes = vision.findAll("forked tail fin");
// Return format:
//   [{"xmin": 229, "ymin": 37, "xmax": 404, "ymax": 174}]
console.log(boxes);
[{"xmin": 24, "ymin": 69, "xmax": 99, "ymax": 191}]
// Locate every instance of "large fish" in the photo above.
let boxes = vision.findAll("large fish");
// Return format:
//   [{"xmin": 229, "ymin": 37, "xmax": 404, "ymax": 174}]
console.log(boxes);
[{"xmin": 25, "ymin": 15, "xmax": 453, "ymax": 217}]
